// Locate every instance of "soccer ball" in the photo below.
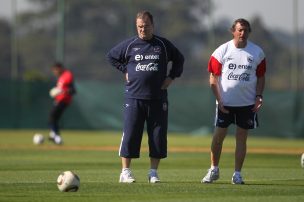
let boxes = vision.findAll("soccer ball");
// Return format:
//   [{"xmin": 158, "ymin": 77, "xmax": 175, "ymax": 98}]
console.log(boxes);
[
  {"xmin": 57, "ymin": 171, "xmax": 80, "ymax": 192},
  {"xmin": 33, "ymin": 134, "xmax": 44, "ymax": 145},
  {"xmin": 301, "ymin": 153, "xmax": 304, "ymax": 168}
]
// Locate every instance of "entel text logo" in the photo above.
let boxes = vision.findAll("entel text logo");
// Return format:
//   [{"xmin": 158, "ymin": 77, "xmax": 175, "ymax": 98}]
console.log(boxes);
[
  {"xmin": 135, "ymin": 54, "xmax": 159, "ymax": 61},
  {"xmin": 228, "ymin": 63, "xmax": 252, "ymax": 70}
]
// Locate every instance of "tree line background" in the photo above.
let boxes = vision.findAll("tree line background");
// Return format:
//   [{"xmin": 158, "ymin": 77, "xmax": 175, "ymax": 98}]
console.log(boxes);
[{"xmin": 0, "ymin": 0, "xmax": 303, "ymax": 89}]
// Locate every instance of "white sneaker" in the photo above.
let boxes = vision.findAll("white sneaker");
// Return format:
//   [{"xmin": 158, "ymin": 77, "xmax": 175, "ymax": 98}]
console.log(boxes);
[
  {"xmin": 148, "ymin": 172, "xmax": 160, "ymax": 183},
  {"xmin": 49, "ymin": 132, "xmax": 63, "ymax": 145},
  {"xmin": 232, "ymin": 173, "xmax": 245, "ymax": 185},
  {"xmin": 54, "ymin": 135, "xmax": 63, "ymax": 145},
  {"xmin": 119, "ymin": 170, "xmax": 135, "ymax": 183},
  {"xmin": 49, "ymin": 131, "xmax": 57, "ymax": 139},
  {"xmin": 201, "ymin": 168, "xmax": 220, "ymax": 183}
]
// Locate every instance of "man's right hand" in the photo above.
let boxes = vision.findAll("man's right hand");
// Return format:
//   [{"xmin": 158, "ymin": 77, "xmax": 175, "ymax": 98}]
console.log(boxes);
[
  {"xmin": 218, "ymin": 102, "xmax": 229, "ymax": 114},
  {"xmin": 125, "ymin": 73, "xmax": 129, "ymax": 82}
]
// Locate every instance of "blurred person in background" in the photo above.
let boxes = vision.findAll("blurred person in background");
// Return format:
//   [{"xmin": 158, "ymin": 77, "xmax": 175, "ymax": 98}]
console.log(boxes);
[
  {"xmin": 201, "ymin": 18, "xmax": 266, "ymax": 184},
  {"xmin": 49, "ymin": 62, "xmax": 76, "ymax": 145},
  {"xmin": 107, "ymin": 10, "xmax": 184, "ymax": 183}
]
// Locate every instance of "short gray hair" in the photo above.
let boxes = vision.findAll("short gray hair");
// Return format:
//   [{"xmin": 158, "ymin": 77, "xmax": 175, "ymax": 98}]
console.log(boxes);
[
  {"xmin": 136, "ymin": 11, "xmax": 154, "ymax": 24},
  {"xmin": 231, "ymin": 18, "xmax": 251, "ymax": 32}
]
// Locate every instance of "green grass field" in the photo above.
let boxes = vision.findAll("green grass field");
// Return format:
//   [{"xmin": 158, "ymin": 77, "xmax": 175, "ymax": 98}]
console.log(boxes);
[{"xmin": 0, "ymin": 130, "xmax": 303, "ymax": 202}]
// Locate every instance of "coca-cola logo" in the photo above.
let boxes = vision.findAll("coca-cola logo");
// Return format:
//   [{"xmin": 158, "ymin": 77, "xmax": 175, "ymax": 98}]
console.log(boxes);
[
  {"xmin": 135, "ymin": 63, "xmax": 158, "ymax": 71},
  {"xmin": 228, "ymin": 72, "xmax": 250, "ymax": 81}
]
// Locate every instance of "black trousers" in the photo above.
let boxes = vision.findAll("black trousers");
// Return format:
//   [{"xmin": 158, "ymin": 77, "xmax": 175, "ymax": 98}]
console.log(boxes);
[{"xmin": 48, "ymin": 102, "xmax": 69, "ymax": 135}]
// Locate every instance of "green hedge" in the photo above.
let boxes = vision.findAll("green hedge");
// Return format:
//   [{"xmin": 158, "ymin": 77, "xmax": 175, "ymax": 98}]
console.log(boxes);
[{"xmin": 1, "ymin": 80, "xmax": 303, "ymax": 138}]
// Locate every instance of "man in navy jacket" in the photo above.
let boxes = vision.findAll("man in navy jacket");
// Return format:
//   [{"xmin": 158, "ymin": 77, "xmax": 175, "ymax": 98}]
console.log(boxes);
[{"xmin": 107, "ymin": 10, "xmax": 184, "ymax": 183}]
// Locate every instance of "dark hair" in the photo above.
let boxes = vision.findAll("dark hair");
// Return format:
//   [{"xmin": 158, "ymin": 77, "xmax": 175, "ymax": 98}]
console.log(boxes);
[
  {"xmin": 52, "ymin": 62, "xmax": 64, "ymax": 68},
  {"xmin": 231, "ymin": 18, "xmax": 251, "ymax": 32},
  {"xmin": 136, "ymin": 11, "xmax": 154, "ymax": 24}
]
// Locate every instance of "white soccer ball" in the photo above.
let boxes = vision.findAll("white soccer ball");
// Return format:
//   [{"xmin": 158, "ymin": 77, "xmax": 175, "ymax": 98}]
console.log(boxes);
[
  {"xmin": 301, "ymin": 153, "xmax": 304, "ymax": 168},
  {"xmin": 33, "ymin": 134, "xmax": 44, "ymax": 145},
  {"xmin": 57, "ymin": 171, "xmax": 80, "ymax": 192},
  {"xmin": 49, "ymin": 87, "xmax": 62, "ymax": 98}
]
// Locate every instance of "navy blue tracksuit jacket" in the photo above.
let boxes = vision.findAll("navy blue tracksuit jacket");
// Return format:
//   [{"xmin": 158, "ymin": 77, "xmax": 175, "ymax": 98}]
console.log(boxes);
[{"xmin": 107, "ymin": 35, "xmax": 184, "ymax": 100}]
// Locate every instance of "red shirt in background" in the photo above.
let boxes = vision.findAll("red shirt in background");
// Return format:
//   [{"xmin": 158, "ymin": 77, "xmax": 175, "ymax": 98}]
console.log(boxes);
[{"xmin": 55, "ymin": 70, "xmax": 74, "ymax": 104}]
